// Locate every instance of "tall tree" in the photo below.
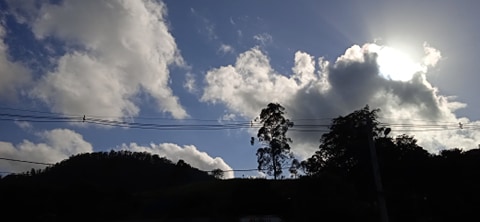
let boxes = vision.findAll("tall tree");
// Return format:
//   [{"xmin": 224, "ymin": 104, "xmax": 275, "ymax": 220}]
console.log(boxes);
[
  {"xmin": 302, "ymin": 105, "xmax": 386, "ymax": 175},
  {"xmin": 253, "ymin": 103, "xmax": 294, "ymax": 180}
]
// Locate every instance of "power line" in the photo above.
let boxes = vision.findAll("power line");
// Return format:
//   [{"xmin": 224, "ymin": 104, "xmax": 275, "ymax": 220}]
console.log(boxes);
[
  {"xmin": 0, "ymin": 157, "xmax": 53, "ymax": 166},
  {"xmin": 3, "ymin": 106, "xmax": 480, "ymax": 135},
  {"xmin": 0, "ymin": 113, "xmax": 254, "ymax": 130},
  {"xmin": 1, "ymin": 112, "xmax": 478, "ymax": 133},
  {"xmin": 0, "ymin": 107, "xmax": 253, "ymax": 122},
  {"xmin": 3, "ymin": 106, "xmax": 462, "ymax": 124}
]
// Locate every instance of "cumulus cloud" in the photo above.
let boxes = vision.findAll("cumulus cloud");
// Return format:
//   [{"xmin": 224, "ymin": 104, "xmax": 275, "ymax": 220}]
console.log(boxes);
[
  {"xmin": 119, "ymin": 142, "xmax": 234, "ymax": 179},
  {"xmin": 0, "ymin": 22, "xmax": 31, "ymax": 100},
  {"xmin": 10, "ymin": 0, "xmax": 188, "ymax": 119},
  {"xmin": 0, "ymin": 129, "xmax": 93, "ymax": 173},
  {"xmin": 202, "ymin": 47, "xmax": 297, "ymax": 117},
  {"xmin": 202, "ymin": 43, "xmax": 480, "ymax": 157}
]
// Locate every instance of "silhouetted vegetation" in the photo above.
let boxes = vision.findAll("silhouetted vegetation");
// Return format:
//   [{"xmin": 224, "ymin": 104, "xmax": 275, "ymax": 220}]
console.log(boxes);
[
  {"xmin": 252, "ymin": 103, "xmax": 295, "ymax": 179},
  {"xmin": 209, "ymin": 168, "xmax": 224, "ymax": 179},
  {"xmin": 300, "ymin": 105, "xmax": 480, "ymax": 221},
  {"xmin": 2, "ymin": 105, "xmax": 480, "ymax": 221}
]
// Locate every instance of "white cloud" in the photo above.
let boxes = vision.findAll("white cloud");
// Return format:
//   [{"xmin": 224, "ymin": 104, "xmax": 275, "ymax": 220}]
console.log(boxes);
[
  {"xmin": 0, "ymin": 129, "xmax": 93, "ymax": 173},
  {"xmin": 292, "ymin": 51, "xmax": 321, "ymax": 87},
  {"xmin": 244, "ymin": 171, "xmax": 267, "ymax": 179},
  {"xmin": 119, "ymin": 142, "xmax": 234, "ymax": 179},
  {"xmin": 218, "ymin": 44, "xmax": 234, "ymax": 54},
  {"xmin": 201, "ymin": 47, "xmax": 298, "ymax": 118},
  {"xmin": 0, "ymin": 22, "xmax": 31, "ymax": 100},
  {"xmin": 14, "ymin": 121, "xmax": 33, "ymax": 130},
  {"xmin": 253, "ymin": 33, "xmax": 273, "ymax": 46},
  {"xmin": 220, "ymin": 113, "xmax": 237, "ymax": 121},
  {"xmin": 183, "ymin": 72, "xmax": 197, "ymax": 93},
  {"xmin": 12, "ymin": 0, "xmax": 188, "ymax": 120},
  {"xmin": 202, "ymin": 43, "xmax": 480, "ymax": 157},
  {"xmin": 422, "ymin": 42, "xmax": 442, "ymax": 67}
]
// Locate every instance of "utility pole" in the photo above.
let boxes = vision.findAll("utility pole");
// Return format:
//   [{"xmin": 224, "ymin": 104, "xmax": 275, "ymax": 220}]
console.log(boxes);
[{"xmin": 366, "ymin": 118, "xmax": 389, "ymax": 222}]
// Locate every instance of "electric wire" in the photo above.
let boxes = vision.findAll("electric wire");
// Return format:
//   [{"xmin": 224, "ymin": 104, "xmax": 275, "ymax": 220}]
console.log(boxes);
[
  {"xmin": 1, "ymin": 106, "xmax": 465, "ymax": 125},
  {"xmin": 0, "ymin": 157, "xmax": 53, "ymax": 166},
  {"xmin": 1, "ymin": 111, "xmax": 477, "ymax": 133}
]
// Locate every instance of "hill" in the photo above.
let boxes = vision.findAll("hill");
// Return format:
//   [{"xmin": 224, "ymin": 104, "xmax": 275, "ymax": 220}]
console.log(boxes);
[{"xmin": 0, "ymin": 151, "xmax": 215, "ymax": 221}]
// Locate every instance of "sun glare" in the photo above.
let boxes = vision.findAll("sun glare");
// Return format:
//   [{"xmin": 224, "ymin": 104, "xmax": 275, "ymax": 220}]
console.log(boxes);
[{"xmin": 375, "ymin": 46, "xmax": 423, "ymax": 81}]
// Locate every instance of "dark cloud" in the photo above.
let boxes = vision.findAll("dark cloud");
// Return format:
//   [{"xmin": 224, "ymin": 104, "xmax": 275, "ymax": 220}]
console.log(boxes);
[{"xmin": 386, "ymin": 73, "xmax": 442, "ymax": 120}]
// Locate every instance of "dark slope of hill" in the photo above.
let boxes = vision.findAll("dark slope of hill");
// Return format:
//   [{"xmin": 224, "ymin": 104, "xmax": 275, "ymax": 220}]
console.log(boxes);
[{"xmin": 0, "ymin": 151, "xmax": 215, "ymax": 221}]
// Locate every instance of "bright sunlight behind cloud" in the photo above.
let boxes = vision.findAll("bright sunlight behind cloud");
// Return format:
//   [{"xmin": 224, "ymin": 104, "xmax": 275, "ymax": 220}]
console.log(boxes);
[{"xmin": 202, "ymin": 42, "xmax": 477, "ymax": 158}]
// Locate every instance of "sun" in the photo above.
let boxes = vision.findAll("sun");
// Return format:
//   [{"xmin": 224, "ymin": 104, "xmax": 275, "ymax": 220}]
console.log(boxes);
[{"xmin": 374, "ymin": 46, "xmax": 424, "ymax": 81}]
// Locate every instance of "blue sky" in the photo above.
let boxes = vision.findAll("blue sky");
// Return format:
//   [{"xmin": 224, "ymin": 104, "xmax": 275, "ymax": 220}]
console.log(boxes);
[{"xmin": 1, "ymin": 0, "xmax": 480, "ymax": 178}]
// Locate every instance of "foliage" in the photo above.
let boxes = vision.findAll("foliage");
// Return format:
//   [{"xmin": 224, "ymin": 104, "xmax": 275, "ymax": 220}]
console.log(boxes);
[
  {"xmin": 299, "ymin": 105, "xmax": 480, "ymax": 220},
  {"xmin": 210, "ymin": 168, "xmax": 224, "ymax": 179},
  {"xmin": 289, "ymin": 159, "xmax": 301, "ymax": 178},
  {"xmin": 253, "ymin": 103, "xmax": 294, "ymax": 179},
  {"xmin": 302, "ymin": 105, "xmax": 386, "ymax": 175}
]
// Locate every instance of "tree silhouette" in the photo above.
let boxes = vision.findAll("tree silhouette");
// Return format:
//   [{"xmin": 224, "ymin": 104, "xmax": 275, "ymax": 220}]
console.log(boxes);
[
  {"xmin": 210, "ymin": 168, "xmax": 224, "ymax": 179},
  {"xmin": 289, "ymin": 159, "xmax": 301, "ymax": 178},
  {"xmin": 302, "ymin": 105, "xmax": 385, "ymax": 175},
  {"xmin": 252, "ymin": 103, "xmax": 294, "ymax": 180}
]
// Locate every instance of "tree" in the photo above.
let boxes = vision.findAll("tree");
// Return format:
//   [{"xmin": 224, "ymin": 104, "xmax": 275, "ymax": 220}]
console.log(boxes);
[
  {"xmin": 302, "ymin": 105, "xmax": 386, "ymax": 175},
  {"xmin": 394, "ymin": 134, "xmax": 430, "ymax": 162},
  {"xmin": 253, "ymin": 103, "xmax": 294, "ymax": 180},
  {"xmin": 289, "ymin": 159, "xmax": 301, "ymax": 179},
  {"xmin": 210, "ymin": 168, "xmax": 224, "ymax": 179}
]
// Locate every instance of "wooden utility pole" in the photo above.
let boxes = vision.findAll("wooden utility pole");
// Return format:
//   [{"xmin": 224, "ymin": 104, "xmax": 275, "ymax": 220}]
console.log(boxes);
[{"xmin": 366, "ymin": 118, "xmax": 389, "ymax": 222}]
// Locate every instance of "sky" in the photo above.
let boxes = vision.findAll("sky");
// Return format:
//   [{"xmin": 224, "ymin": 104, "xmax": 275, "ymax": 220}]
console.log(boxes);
[{"xmin": 1, "ymin": 0, "xmax": 480, "ymax": 179}]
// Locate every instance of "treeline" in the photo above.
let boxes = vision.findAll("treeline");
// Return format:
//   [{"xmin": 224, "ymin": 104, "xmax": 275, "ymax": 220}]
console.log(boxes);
[
  {"xmin": 249, "ymin": 103, "xmax": 480, "ymax": 221},
  {"xmin": 3, "ymin": 150, "xmax": 214, "ymax": 190}
]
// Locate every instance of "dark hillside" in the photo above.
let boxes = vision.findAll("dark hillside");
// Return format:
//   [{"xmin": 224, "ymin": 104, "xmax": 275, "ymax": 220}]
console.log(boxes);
[{"xmin": 0, "ymin": 151, "xmax": 215, "ymax": 221}]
